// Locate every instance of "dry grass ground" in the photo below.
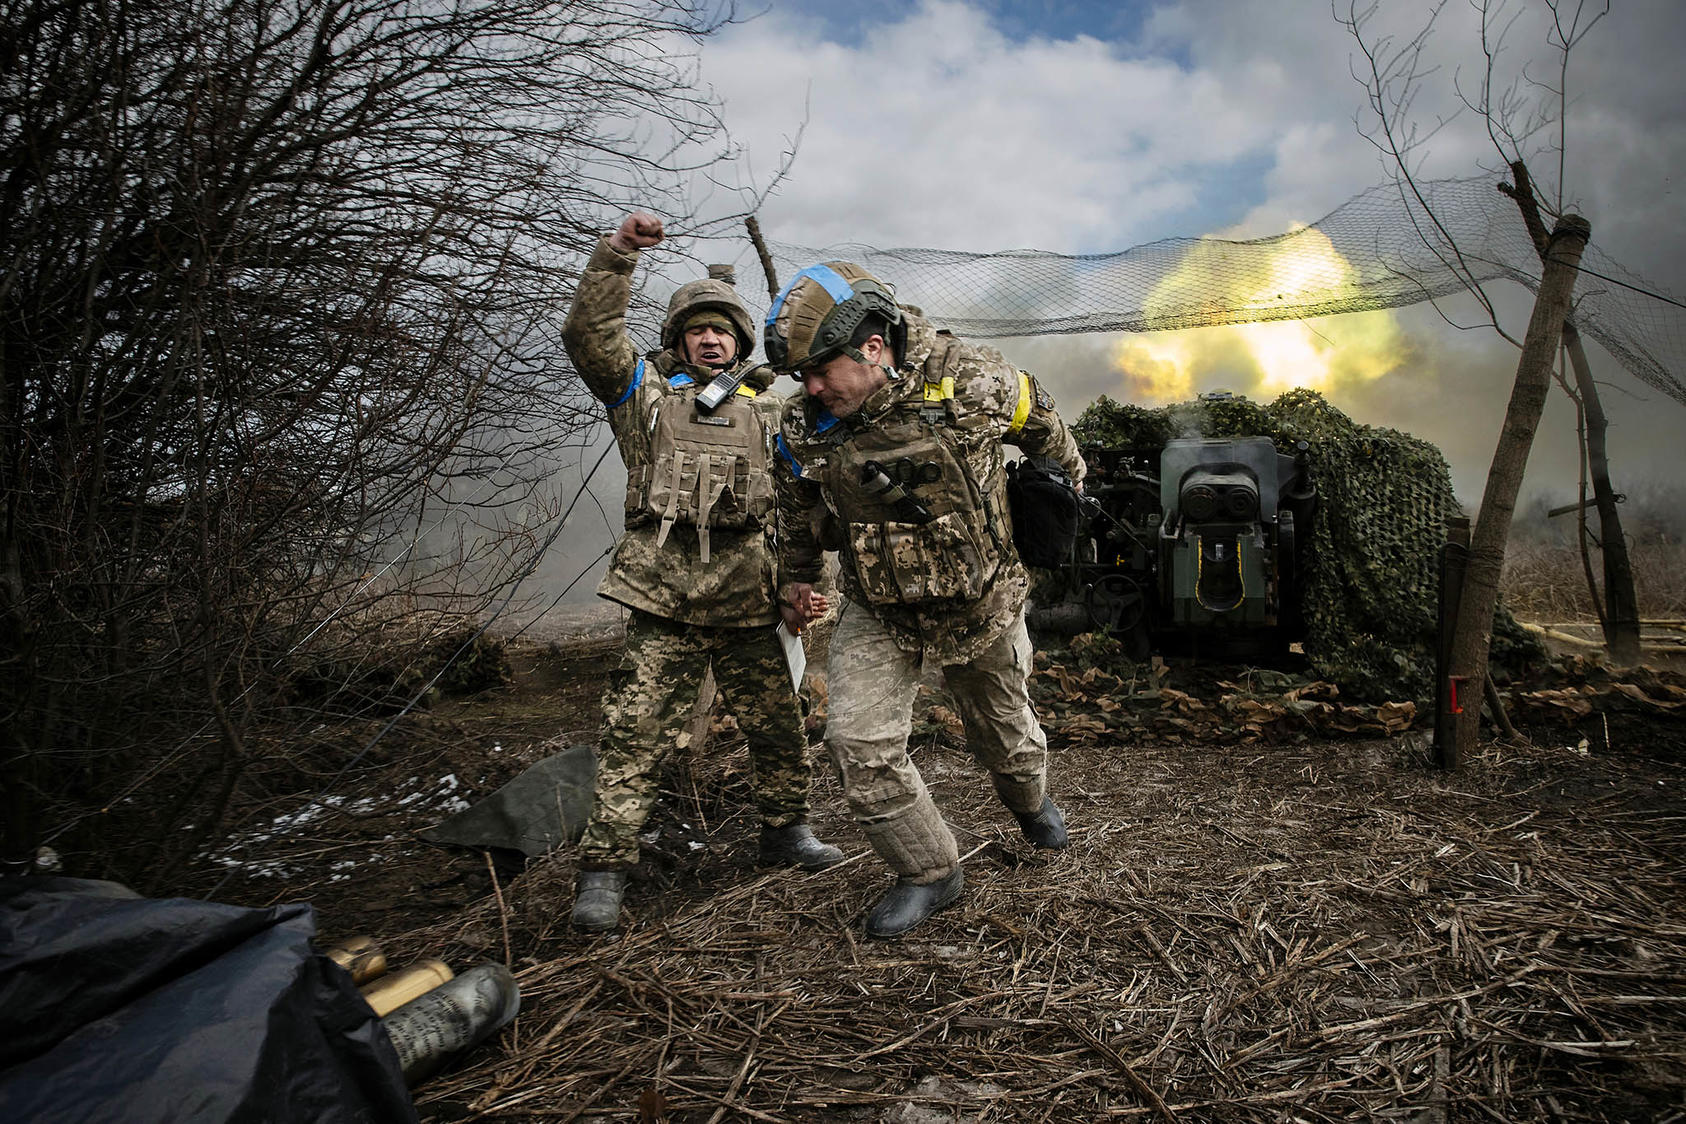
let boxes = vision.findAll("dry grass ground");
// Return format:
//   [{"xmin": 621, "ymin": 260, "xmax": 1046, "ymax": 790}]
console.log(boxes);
[
  {"xmin": 177, "ymin": 537, "xmax": 1686, "ymax": 1123},
  {"xmin": 1502, "ymin": 529, "xmax": 1686, "ymax": 669},
  {"xmin": 188, "ymin": 652, "xmax": 1682, "ymax": 1121},
  {"xmin": 394, "ymin": 722, "xmax": 1683, "ymax": 1124}
]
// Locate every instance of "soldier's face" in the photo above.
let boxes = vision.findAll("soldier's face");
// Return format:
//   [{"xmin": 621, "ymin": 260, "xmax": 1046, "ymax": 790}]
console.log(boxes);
[
  {"xmin": 799, "ymin": 336, "xmax": 891, "ymax": 417},
  {"xmin": 683, "ymin": 324, "xmax": 738, "ymax": 368}
]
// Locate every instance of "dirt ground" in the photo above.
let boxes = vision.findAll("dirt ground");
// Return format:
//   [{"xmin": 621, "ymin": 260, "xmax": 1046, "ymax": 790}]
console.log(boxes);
[{"xmin": 180, "ymin": 614, "xmax": 1686, "ymax": 1123}]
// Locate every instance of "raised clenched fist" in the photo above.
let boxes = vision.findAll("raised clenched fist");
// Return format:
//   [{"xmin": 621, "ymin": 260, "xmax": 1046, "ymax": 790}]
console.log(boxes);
[{"xmin": 608, "ymin": 212, "xmax": 663, "ymax": 253}]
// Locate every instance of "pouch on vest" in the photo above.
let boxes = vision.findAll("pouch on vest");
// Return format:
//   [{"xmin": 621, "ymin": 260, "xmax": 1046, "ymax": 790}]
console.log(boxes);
[
  {"xmin": 825, "ymin": 407, "xmax": 1007, "ymax": 605},
  {"xmin": 846, "ymin": 511, "xmax": 998, "ymax": 603},
  {"xmin": 1006, "ymin": 455, "xmax": 1082, "ymax": 569},
  {"xmin": 638, "ymin": 389, "xmax": 773, "ymax": 562}
]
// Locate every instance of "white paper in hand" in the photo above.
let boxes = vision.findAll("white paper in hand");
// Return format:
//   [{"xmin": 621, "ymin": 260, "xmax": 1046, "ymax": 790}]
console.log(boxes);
[{"xmin": 776, "ymin": 621, "xmax": 806, "ymax": 692}]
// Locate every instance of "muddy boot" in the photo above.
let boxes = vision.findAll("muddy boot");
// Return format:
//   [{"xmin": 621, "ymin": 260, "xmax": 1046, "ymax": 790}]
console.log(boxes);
[
  {"xmin": 1013, "ymin": 797, "xmax": 1068, "ymax": 850},
  {"xmin": 758, "ymin": 823, "xmax": 845, "ymax": 870},
  {"xmin": 865, "ymin": 866, "xmax": 964, "ymax": 938},
  {"xmin": 571, "ymin": 870, "xmax": 627, "ymax": 932}
]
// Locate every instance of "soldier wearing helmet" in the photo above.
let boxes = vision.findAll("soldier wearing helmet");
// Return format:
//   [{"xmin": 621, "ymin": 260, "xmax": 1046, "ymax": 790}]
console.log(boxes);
[
  {"xmin": 767, "ymin": 262, "xmax": 1086, "ymax": 939},
  {"xmin": 559, "ymin": 213, "xmax": 843, "ymax": 933}
]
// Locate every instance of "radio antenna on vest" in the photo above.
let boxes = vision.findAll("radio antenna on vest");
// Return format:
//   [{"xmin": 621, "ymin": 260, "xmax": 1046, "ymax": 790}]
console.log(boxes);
[
  {"xmin": 692, "ymin": 262, "xmax": 749, "ymax": 411},
  {"xmin": 694, "ymin": 361, "xmax": 749, "ymax": 411}
]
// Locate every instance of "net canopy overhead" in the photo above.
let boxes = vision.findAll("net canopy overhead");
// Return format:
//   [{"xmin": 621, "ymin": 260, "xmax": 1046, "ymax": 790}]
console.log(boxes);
[{"xmin": 760, "ymin": 177, "xmax": 1685, "ymax": 408}]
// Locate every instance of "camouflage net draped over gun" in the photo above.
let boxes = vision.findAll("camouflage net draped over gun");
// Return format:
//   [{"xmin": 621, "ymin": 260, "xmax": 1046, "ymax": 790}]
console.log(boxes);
[{"xmin": 1072, "ymin": 389, "xmax": 1543, "ymax": 702}]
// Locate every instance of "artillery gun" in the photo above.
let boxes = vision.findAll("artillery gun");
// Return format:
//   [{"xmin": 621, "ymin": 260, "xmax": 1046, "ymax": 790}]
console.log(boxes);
[
  {"xmin": 1025, "ymin": 398, "xmax": 1317, "ymax": 663},
  {"xmin": 1029, "ymin": 388, "xmax": 1539, "ymax": 699}
]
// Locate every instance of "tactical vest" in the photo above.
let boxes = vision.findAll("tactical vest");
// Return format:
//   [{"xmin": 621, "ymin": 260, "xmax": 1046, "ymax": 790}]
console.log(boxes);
[
  {"xmin": 813, "ymin": 377, "xmax": 1012, "ymax": 605},
  {"xmin": 627, "ymin": 361, "xmax": 774, "ymax": 563}
]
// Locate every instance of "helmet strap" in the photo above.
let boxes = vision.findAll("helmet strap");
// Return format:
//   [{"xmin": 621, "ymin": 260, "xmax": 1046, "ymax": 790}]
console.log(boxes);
[{"xmin": 841, "ymin": 344, "xmax": 899, "ymax": 382}]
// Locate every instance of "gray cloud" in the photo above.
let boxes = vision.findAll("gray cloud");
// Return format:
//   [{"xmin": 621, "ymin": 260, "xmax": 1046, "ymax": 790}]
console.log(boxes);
[
  {"xmin": 530, "ymin": 0, "xmax": 1680, "ymax": 616},
  {"xmin": 540, "ymin": 2, "xmax": 1683, "ymax": 611},
  {"xmin": 699, "ymin": 1, "xmax": 1287, "ymax": 251},
  {"xmin": 684, "ymin": 1, "xmax": 1683, "ymax": 502}
]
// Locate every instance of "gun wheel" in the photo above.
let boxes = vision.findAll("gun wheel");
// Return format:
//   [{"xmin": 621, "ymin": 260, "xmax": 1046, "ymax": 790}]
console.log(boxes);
[{"xmin": 1085, "ymin": 574, "xmax": 1146, "ymax": 635}]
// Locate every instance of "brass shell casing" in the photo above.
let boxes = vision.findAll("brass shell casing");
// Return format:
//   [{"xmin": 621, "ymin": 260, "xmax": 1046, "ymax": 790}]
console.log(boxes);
[
  {"xmin": 325, "ymin": 936, "xmax": 389, "ymax": 985},
  {"xmin": 359, "ymin": 959, "xmax": 454, "ymax": 1016}
]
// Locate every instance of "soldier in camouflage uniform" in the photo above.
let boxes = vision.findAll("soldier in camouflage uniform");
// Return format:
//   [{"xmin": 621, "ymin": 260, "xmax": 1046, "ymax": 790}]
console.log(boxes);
[
  {"xmin": 765, "ymin": 262, "xmax": 1085, "ymax": 938},
  {"xmin": 561, "ymin": 213, "xmax": 843, "ymax": 933}
]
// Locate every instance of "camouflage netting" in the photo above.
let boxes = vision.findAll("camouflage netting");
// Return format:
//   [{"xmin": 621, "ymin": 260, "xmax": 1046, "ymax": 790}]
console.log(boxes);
[
  {"xmin": 754, "ymin": 176, "xmax": 1686, "ymax": 409},
  {"xmin": 1071, "ymin": 389, "xmax": 1543, "ymax": 702}
]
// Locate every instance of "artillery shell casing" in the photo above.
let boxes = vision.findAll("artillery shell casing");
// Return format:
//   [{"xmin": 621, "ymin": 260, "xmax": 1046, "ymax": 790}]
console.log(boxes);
[
  {"xmin": 325, "ymin": 936, "xmax": 388, "ymax": 985},
  {"xmin": 324, "ymin": 935, "xmax": 377, "ymax": 961},
  {"xmin": 339, "ymin": 948, "xmax": 388, "ymax": 985},
  {"xmin": 381, "ymin": 963, "xmax": 521, "ymax": 1084},
  {"xmin": 359, "ymin": 958, "xmax": 454, "ymax": 1016}
]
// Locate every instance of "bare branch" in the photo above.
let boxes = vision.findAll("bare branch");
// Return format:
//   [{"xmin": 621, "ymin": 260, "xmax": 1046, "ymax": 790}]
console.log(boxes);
[{"xmin": 1, "ymin": 0, "xmax": 752, "ymax": 877}]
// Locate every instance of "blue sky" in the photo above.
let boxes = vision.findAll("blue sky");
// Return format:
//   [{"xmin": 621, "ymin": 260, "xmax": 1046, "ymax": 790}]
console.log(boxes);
[{"xmin": 758, "ymin": 0, "xmax": 1162, "ymax": 51}]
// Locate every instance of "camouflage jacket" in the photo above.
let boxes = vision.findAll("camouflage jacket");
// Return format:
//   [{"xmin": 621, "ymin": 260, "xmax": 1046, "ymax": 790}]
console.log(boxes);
[
  {"xmin": 774, "ymin": 311, "xmax": 1085, "ymax": 661},
  {"xmin": 562, "ymin": 237, "xmax": 784, "ymax": 627}
]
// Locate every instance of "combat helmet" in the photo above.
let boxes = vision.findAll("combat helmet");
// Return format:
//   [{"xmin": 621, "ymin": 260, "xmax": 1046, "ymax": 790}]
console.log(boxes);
[
  {"xmin": 661, "ymin": 279, "xmax": 756, "ymax": 360},
  {"xmin": 763, "ymin": 262, "xmax": 903, "ymax": 373}
]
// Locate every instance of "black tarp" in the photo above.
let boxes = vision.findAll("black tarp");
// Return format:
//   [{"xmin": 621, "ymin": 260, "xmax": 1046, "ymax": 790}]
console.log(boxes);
[{"xmin": 0, "ymin": 877, "xmax": 418, "ymax": 1123}]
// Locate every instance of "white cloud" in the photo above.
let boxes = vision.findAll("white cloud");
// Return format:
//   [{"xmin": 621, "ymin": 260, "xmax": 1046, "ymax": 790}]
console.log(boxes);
[
  {"xmin": 671, "ymin": 0, "xmax": 1685, "ymax": 504},
  {"xmin": 698, "ymin": 1, "xmax": 1287, "ymax": 252}
]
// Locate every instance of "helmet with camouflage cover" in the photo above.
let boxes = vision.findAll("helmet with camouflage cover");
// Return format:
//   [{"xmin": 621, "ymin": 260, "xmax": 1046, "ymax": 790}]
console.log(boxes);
[
  {"xmin": 661, "ymin": 279, "xmax": 756, "ymax": 359},
  {"xmin": 763, "ymin": 262, "xmax": 904, "ymax": 373}
]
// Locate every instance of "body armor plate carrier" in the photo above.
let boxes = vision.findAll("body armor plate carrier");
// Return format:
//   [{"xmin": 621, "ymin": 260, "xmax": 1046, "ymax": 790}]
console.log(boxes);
[
  {"xmin": 633, "ymin": 382, "xmax": 774, "ymax": 563},
  {"xmin": 818, "ymin": 388, "xmax": 1010, "ymax": 605}
]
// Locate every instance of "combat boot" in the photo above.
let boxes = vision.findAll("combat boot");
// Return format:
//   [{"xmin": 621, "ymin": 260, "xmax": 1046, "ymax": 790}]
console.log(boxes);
[
  {"xmin": 1013, "ymin": 797, "xmax": 1069, "ymax": 850},
  {"xmin": 758, "ymin": 823, "xmax": 845, "ymax": 870},
  {"xmin": 864, "ymin": 866, "xmax": 964, "ymax": 938},
  {"xmin": 571, "ymin": 870, "xmax": 627, "ymax": 932}
]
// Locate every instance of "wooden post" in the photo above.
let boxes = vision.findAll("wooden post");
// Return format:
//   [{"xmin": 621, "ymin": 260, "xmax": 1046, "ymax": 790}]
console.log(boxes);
[
  {"xmin": 1482, "ymin": 673, "xmax": 1520, "ymax": 742},
  {"xmin": 1433, "ymin": 516, "xmax": 1470, "ymax": 768},
  {"xmin": 1501, "ymin": 163, "xmax": 1641, "ymax": 665},
  {"xmin": 745, "ymin": 216, "xmax": 781, "ymax": 305},
  {"xmin": 1562, "ymin": 321, "xmax": 1642, "ymax": 664},
  {"xmin": 1448, "ymin": 214, "xmax": 1591, "ymax": 765}
]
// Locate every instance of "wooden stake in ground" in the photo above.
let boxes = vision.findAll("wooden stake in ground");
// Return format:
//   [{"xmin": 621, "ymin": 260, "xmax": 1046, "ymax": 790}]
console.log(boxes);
[
  {"xmin": 1502, "ymin": 162, "xmax": 1641, "ymax": 665},
  {"xmin": 1448, "ymin": 213, "xmax": 1591, "ymax": 766},
  {"xmin": 1563, "ymin": 318, "xmax": 1642, "ymax": 664}
]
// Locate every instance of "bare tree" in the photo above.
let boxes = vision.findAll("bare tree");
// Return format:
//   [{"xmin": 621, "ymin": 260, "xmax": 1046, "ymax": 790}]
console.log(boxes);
[
  {"xmin": 1, "ymin": 0, "xmax": 745, "ymax": 882},
  {"xmin": 1339, "ymin": 0, "xmax": 1638, "ymax": 762}
]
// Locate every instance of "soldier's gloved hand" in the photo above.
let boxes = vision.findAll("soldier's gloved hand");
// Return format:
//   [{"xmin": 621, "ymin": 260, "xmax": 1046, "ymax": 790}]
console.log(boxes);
[{"xmin": 608, "ymin": 212, "xmax": 664, "ymax": 253}]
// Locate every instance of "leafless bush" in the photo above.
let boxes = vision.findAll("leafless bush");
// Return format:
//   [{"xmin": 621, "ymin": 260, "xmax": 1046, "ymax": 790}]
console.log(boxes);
[{"xmin": 1, "ymin": 0, "xmax": 744, "ymax": 883}]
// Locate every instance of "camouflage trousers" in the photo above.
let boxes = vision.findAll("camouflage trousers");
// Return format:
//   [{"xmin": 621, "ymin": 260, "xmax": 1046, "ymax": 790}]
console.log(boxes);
[
  {"xmin": 825, "ymin": 601, "xmax": 1049, "ymax": 881},
  {"xmin": 578, "ymin": 608, "xmax": 813, "ymax": 868}
]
